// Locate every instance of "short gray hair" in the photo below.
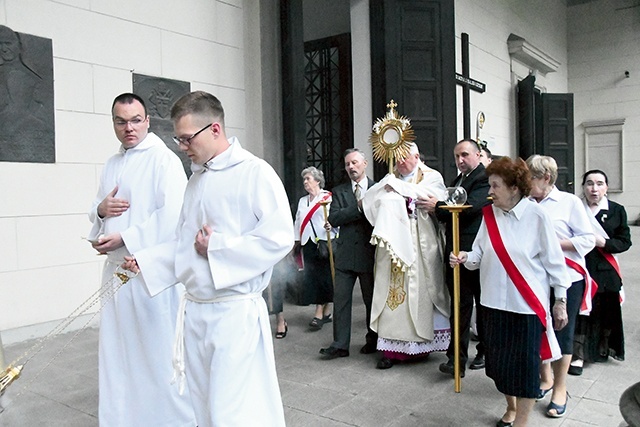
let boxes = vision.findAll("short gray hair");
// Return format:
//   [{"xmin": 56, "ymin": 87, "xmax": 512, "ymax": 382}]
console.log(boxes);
[
  {"xmin": 526, "ymin": 154, "xmax": 558, "ymax": 185},
  {"xmin": 301, "ymin": 166, "xmax": 325, "ymax": 189}
]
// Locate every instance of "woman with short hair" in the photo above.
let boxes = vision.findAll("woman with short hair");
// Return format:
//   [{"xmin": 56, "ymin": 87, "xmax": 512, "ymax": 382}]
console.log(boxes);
[
  {"xmin": 571, "ymin": 169, "xmax": 631, "ymax": 374},
  {"xmin": 526, "ymin": 155, "xmax": 595, "ymax": 418},
  {"xmin": 450, "ymin": 156, "xmax": 570, "ymax": 427},
  {"xmin": 294, "ymin": 167, "xmax": 336, "ymax": 330}
]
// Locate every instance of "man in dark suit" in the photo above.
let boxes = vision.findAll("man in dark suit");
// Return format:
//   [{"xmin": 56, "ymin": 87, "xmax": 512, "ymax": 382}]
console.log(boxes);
[
  {"xmin": 426, "ymin": 139, "xmax": 490, "ymax": 376},
  {"xmin": 320, "ymin": 148, "xmax": 377, "ymax": 358}
]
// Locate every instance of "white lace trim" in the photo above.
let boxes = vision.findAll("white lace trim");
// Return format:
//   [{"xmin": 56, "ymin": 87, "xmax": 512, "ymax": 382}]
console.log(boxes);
[
  {"xmin": 377, "ymin": 329, "xmax": 451, "ymax": 355},
  {"xmin": 370, "ymin": 235, "xmax": 410, "ymax": 272}
]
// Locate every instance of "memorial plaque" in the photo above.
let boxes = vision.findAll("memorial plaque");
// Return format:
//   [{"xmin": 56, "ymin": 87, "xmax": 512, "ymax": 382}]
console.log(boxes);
[
  {"xmin": 133, "ymin": 73, "xmax": 191, "ymax": 176},
  {"xmin": 0, "ymin": 25, "xmax": 55, "ymax": 163}
]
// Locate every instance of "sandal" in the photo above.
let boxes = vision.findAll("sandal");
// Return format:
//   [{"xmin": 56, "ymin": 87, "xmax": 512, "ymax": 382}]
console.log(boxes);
[
  {"xmin": 309, "ymin": 317, "xmax": 323, "ymax": 329},
  {"xmin": 546, "ymin": 392, "xmax": 569, "ymax": 418},
  {"xmin": 275, "ymin": 322, "xmax": 288, "ymax": 339},
  {"xmin": 321, "ymin": 314, "xmax": 332, "ymax": 324},
  {"xmin": 536, "ymin": 386, "xmax": 553, "ymax": 401}
]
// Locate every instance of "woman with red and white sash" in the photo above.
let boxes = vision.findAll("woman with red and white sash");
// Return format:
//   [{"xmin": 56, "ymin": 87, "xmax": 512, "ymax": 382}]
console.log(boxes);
[
  {"xmin": 293, "ymin": 166, "xmax": 337, "ymax": 331},
  {"xmin": 571, "ymin": 169, "xmax": 631, "ymax": 374},
  {"xmin": 450, "ymin": 157, "xmax": 570, "ymax": 427},
  {"xmin": 527, "ymin": 155, "xmax": 595, "ymax": 418}
]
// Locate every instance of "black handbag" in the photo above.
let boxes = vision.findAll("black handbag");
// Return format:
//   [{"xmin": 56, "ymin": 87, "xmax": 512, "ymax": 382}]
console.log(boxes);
[{"xmin": 310, "ymin": 221, "xmax": 330, "ymax": 259}]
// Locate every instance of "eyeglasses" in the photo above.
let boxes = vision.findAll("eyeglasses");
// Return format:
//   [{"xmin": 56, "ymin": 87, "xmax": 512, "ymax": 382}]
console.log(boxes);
[
  {"xmin": 173, "ymin": 123, "xmax": 212, "ymax": 146},
  {"xmin": 113, "ymin": 117, "xmax": 146, "ymax": 128}
]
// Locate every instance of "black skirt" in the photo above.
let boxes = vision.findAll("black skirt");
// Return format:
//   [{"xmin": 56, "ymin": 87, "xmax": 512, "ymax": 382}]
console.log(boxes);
[
  {"xmin": 482, "ymin": 306, "xmax": 543, "ymax": 399},
  {"xmin": 301, "ymin": 241, "xmax": 333, "ymax": 305}
]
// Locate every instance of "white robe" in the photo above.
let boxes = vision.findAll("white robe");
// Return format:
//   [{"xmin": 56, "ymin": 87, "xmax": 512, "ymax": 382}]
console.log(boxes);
[
  {"xmin": 363, "ymin": 164, "xmax": 451, "ymax": 355},
  {"xmin": 135, "ymin": 137, "xmax": 294, "ymax": 427},
  {"xmin": 87, "ymin": 132, "xmax": 195, "ymax": 427}
]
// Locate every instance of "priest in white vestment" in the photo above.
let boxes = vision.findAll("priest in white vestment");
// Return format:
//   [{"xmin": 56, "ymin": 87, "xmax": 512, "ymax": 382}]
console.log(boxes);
[
  {"xmin": 88, "ymin": 93, "xmax": 196, "ymax": 427},
  {"xmin": 129, "ymin": 91, "xmax": 294, "ymax": 427},
  {"xmin": 363, "ymin": 143, "xmax": 451, "ymax": 369}
]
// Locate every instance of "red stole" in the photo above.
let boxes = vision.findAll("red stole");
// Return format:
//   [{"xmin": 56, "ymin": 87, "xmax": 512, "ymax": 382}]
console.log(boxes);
[{"xmin": 483, "ymin": 205, "xmax": 554, "ymax": 360}]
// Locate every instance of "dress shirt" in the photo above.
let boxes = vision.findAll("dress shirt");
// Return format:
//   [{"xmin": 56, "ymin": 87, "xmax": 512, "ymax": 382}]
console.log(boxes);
[
  {"xmin": 352, "ymin": 178, "xmax": 369, "ymax": 196},
  {"xmin": 465, "ymin": 198, "xmax": 570, "ymax": 315},
  {"xmin": 529, "ymin": 187, "xmax": 595, "ymax": 282}
]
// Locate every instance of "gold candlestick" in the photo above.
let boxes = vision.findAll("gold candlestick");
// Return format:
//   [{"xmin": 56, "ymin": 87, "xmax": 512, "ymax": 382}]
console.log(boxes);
[
  {"xmin": 439, "ymin": 204, "xmax": 471, "ymax": 393},
  {"xmin": 318, "ymin": 200, "xmax": 335, "ymax": 287}
]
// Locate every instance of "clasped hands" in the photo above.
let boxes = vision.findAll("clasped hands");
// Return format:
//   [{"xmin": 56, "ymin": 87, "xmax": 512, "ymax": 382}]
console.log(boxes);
[{"xmin": 384, "ymin": 184, "xmax": 437, "ymax": 212}]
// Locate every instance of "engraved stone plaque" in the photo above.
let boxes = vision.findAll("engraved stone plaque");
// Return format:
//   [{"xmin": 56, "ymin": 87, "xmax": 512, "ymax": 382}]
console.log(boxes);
[
  {"xmin": 0, "ymin": 26, "xmax": 55, "ymax": 163},
  {"xmin": 133, "ymin": 73, "xmax": 191, "ymax": 176}
]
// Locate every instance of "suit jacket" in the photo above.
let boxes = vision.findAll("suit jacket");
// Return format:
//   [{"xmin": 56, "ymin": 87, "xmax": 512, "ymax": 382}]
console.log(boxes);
[
  {"xmin": 435, "ymin": 163, "xmax": 490, "ymax": 252},
  {"xmin": 585, "ymin": 200, "xmax": 632, "ymax": 293},
  {"xmin": 328, "ymin": 177, "xmax": 376, "ymax": 273}
]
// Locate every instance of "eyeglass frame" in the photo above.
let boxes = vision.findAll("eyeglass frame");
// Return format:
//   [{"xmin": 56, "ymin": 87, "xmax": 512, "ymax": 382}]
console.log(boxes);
[
  {"xmin": 113, "ymin": 116, "xmax": 148, "ymax": 128},
  {"xmin": 173, "ymin": 123, "xmax": 213, "ymax": 146}
]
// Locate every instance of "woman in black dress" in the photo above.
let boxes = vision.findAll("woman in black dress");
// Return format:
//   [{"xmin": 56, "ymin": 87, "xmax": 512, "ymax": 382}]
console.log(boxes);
[{"xmin": 570, "ymin": 169, "xmax": 632, "ymax": 375}]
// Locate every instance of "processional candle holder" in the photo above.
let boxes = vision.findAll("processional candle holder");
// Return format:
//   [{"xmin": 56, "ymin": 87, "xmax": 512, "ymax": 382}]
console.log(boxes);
[
  {"xmin": 439, "ymin": 187, "xmax": 471, "ymax": 393},
  {"xmin": 318, "ymin": 199, "xmax": 336, "ymax": 288}
]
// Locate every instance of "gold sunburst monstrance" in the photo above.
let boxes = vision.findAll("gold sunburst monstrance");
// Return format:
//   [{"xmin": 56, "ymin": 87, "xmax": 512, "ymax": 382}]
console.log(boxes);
[{"xmin": 369, "ymin": 100, "xmax": 415, "ymax": 174}]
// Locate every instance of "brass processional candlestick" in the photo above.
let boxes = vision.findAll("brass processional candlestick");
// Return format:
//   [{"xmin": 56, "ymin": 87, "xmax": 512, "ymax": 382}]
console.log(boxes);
[
  {"xmin": 439, "ymin": 186, "xmax": 471, "ymax": 393},
  {"xmin": 318, "ymin": 199, "xmax": 335, "ymax": 288},
  {"xmin": 0, "ymin": 268, "xmax": 137, "ymax": 399}
]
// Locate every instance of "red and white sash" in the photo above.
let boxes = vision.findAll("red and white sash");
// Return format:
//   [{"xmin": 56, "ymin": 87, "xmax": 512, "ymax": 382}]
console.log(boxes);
[
  {"xmin": 583, "ymin": 197, "xmax": 625, "ymax": 304},
  {"xmin": 483, "ymin": 205, "xmax": 560, "ymax": 362},
  {"xmin": 299, "ymin": 192, "xmax": 332, "ymax": 238},
  {"xmin": 564, "ymin": 258, "xmax": 598, "ymax": 315}
]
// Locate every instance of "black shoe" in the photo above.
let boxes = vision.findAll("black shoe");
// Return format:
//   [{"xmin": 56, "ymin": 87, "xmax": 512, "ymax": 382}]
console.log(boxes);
[
  {"xmin": 360, "ymin": 343, "xmax": 377, "ymax": 354},
  {"xmin": 567, "ymin": 365, "xmax": 583, "ymax": 376},
  {"xmin": 469, "ymin": 354, "xmax": 485, "ymax": 370},
  {"xmin": 376, "ymin": 357, "xmax": 394, "ymax": 369},
  {"xmin": 319, "ymin": 346, "xmax": 349, "ymax": 359},
  {"xmin": 438, "ymin": 362, "xmax": 465, "ymax": 378},
  {"xmin": 496, "ymin": 419, "xmax": 513, "ymax": 427}
]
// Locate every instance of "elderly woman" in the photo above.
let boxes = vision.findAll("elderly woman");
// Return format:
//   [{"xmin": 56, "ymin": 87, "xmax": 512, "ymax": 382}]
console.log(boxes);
[
  {"xmin": 570, "ymin": 170, "xmax": 631, "ymax": 374},
  {"xmin": 450, "ymin": 156, "xmax": 570, "ymax": 427},
  {"xmin": 526, "ymin": 155, "xmax": 595, "ymax": 418},
  {"xmin": 294, "ymin": 167, "xmax": 337, "ymax": 329}
]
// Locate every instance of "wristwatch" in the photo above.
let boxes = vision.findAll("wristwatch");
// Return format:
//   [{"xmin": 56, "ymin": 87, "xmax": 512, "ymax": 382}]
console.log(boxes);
[{"xmin": 555, "ymin": 297, "xmax": 567, "ymax": 304}]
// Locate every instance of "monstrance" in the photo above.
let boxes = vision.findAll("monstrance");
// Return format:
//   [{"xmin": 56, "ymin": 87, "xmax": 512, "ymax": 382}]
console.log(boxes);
[{"xmin": 369, "ymin": 100, "xmax": 415, "ymax": 174}]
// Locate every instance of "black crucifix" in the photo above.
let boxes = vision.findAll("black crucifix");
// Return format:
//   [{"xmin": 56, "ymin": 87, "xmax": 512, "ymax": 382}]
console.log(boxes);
[{"xmin": 455, "ymin": 33, "xmax": 486, "ymax": 139}]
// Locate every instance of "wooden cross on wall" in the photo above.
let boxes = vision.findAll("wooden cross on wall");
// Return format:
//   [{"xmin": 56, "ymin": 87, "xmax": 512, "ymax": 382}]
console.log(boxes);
[{"xmin": 455, "ymin": 33, "xmax": 486, "ymax": 139}]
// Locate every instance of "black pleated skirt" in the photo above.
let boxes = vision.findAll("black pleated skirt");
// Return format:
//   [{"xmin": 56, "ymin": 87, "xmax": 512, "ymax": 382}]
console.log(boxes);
[{"xmin": 482, "ymin": 306, "xmax": 543, "ymax": 398}]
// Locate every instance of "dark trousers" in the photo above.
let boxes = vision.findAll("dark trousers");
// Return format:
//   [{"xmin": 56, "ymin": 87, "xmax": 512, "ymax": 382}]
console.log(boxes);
[
  {"xmin": 331, "ymin": 268, "xmax": 376, "ymax": 350},
  {"xmin": 445, "ymin": 267, "xmax": 484, "ymax": 367}
]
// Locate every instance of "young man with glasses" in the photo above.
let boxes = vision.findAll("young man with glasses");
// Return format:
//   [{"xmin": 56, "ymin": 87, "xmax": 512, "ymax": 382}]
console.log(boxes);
[
  {"xmin": 88, "ymin": 93, "xmax": 196, "ymax": 427},
  {"xmin": 124, "ymin": 91, "xmax": 294, "ymax": 426}
]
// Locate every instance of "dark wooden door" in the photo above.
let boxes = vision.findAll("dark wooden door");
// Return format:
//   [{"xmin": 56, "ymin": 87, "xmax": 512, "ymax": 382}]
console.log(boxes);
[
  {"xmin": 517, "ymin": 75, "xmax": 575, "ymax": 192},
  {"xmin": 370, "ymin": 0, "xmax": 456, "ymax": 182},
  {"xmin": 541, "ymin": 93, "xmax": 575, "ymax": 192}
]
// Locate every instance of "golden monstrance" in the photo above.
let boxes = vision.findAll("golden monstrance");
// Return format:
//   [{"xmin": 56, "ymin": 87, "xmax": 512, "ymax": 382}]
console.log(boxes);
[{"xmin": 369, "ymin": 100, "xmax": 415, "ymax": 174}]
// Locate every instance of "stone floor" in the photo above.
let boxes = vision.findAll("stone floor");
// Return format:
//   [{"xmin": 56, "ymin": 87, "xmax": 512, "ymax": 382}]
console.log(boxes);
[{"xmin": 1, "ymin": 227, "xmax": 639, "ymax": 426}]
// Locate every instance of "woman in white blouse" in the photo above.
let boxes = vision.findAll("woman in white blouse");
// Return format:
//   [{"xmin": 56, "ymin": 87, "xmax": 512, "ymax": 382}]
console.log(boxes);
[
  {"xmin": 527, "ymin": 155, "xmax": 595, "ymax": 418},
  {"xmin": 450, "ymin": 156, "xmax": 570, "ymax": 427},
  {"xmin": 294, "ymin": 167, "xmax": 337, "ymax": 331}
]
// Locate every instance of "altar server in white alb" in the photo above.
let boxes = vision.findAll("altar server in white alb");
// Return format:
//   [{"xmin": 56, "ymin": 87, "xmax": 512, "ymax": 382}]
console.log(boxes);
[
  {"xmin": 127, "ymin": 91, "xmax": 294, "ymax": 427},
  {"xmin": 88, "ymin": 93, "xmax": 196, "ymax": 427}
]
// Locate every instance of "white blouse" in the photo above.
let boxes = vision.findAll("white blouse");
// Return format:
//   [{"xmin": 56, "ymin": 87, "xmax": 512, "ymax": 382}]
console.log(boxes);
[{"xmin": 464, "ymin": 198, "xmax": 570, "ymax": 315}]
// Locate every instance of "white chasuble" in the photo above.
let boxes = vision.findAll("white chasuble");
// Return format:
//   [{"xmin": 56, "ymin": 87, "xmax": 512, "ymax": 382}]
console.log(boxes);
[
  {"xmin": 88, "ymin": 133, "xmax": 195, "ymax": 427},
  {"xmin": 135, "ymin": 138, "xmax": 294, "ymax": 427},
  {"xmin": 363, "ymin": 164, "xmax": 451, "ymax": 355}
]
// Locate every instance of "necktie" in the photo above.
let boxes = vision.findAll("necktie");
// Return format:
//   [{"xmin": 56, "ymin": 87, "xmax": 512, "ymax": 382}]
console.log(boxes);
[
  {"xmin": 354, "ymin": 183, "xmax": 361, "ymax": 201},
  {"xmin": 457, "ymin": 174, "xmax": 466, "ymax": 186}
]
